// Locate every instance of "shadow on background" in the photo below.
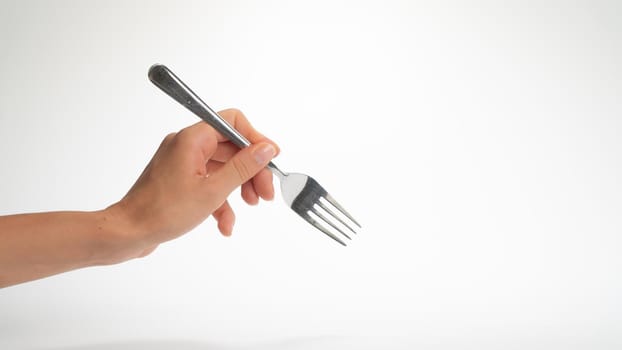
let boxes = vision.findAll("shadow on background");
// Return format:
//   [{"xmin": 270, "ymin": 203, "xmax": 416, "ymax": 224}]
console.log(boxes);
[{"xmin": 33, "ymin": 335, "xmax": 356, "ymax": 350}]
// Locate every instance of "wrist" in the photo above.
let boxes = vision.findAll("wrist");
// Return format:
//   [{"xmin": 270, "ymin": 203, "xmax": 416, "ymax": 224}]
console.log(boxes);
[{"xmin": 93, "ymin": 201, "xmax": 148, "ymax": 265}]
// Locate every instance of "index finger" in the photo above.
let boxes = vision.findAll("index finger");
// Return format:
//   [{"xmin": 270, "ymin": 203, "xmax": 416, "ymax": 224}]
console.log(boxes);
[{"xmin": 216, "ymin": 108, "xmax": 281, "ymax": 154}]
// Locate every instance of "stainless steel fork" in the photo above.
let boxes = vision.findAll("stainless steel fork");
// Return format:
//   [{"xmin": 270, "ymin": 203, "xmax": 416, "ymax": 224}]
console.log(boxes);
[{"xmin": 148, "ymin": 64, "xmax": 360, "ymax": 246}]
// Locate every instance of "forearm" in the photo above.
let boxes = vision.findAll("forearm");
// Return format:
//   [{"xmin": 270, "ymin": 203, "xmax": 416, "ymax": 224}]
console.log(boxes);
[{"xmin": 0, "ymin": 206, "xmax": 135, "ymax": 288}]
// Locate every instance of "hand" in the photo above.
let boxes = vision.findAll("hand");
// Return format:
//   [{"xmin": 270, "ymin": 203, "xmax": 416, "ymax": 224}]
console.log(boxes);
[
  {"xmin": 0, "ymin": 108, "xmax": 279, "ymax": 287},
  {"xmin": 107, "ymin": 108, "xmax": 279, "ymax": 261}
]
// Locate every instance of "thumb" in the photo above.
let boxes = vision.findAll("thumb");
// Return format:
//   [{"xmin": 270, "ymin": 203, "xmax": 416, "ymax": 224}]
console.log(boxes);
[{"xmin": 206, "ymin": 142, "xmax": 276, "ymax": 199}]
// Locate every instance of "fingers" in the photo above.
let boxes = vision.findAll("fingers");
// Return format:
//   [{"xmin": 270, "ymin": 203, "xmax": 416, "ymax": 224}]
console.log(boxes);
[
  {"xmin": 252, "ymin": 169, "xmax": 275, "ymax": 201},
  {"xmin": 173, "ymin": 110, "xmax": 278, "ymax": 236},
  {"xmin": 242, "ymin": 169, "xmax": 274, "ymax": 204},
  {"xmin": 211, "ymin": 137, "xmax": 279, "ymax": 162},
  {"xmin": 216, "ymin": 108, "xmax": 280, "ymax": 154},
  {"xmin": 212, "ymin": 200, "xmax": 235, "ymax": 236},
  {"xmin": 175, "ymin": 111, "xmax": 279, "ymax": 164},
  {"xmin": 207, "ymin": 159, "xmax": 274, "ymax": 204},
  {"xmin": 204, "ymin": 142, "xmax": 277, "ymax": 205},
  {"xmin": 241, "ymin": 181, "xmax": 259, "ymax": 205},
  {"xmin": 215, "ymin": 108, "xmax": 265, "ymax": 143},
  {"xmin": 175, "ymin": 121, "xmax": 220, "ymax": 164}
]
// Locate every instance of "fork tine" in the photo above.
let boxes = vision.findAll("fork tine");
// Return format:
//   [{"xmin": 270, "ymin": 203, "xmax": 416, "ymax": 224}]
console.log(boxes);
[
  {"xmin": 317, "ymin": 199, "xmax": 357, "ymax": 235},
  {"xmin": 323, "ymin": 194, "xmax": 361, "ymax": 228},
  {"xmin": 311, "ymin": 206, "xmax": 352, "ymax": 240},
  {"xmin": 303, "ymin": 212, "xmax": 347, "ymax": 246}
]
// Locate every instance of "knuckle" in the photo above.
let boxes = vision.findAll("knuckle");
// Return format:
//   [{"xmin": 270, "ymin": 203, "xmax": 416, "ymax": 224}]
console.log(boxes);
[
  {"xmin": 223, "ymin": 107, "xmax": 243, "ymax": 116},
  {"xmin": 175, "ymin": 128, "xmax": 190, "ymax": 141},
  {"xmin": 161, "ymin": 132, "xmax": 177, "ymax": 147},
  {"xmin": 175, "ymin": 128, "xmax": 201, "ymax": 148},
  {"xmin": 220, "ymin": 108, "xmax": 245, "ymax": 124}
]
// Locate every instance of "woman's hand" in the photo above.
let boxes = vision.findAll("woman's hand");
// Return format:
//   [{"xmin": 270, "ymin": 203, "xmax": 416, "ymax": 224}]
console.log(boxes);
[
  {"xmin": 0, "ymin": 108, "xmax": 278, "ymax": 288},
  {"xmin": 108, "ymin": 109, "xmax": 279, "ymax": 261}
]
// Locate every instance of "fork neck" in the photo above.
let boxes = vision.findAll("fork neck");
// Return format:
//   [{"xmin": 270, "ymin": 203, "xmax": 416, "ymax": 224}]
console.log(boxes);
[{"xmin": 267, "ymin": 161, "xmax": 286, "ymax": 179}]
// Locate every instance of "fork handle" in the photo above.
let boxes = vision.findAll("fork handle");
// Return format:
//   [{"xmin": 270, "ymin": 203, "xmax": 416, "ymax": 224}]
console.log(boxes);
[{"xmin": 148, "ymin": 64, "xmax": 251, "ymax": 149}]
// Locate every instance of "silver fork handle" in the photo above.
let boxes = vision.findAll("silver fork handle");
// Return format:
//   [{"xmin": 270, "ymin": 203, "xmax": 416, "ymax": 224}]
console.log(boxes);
[
  {"xmin": 148, "ymin": 64, "xmax": 284, "ymax": 177},
  {"xmin": 148, "ymin": 64, "xmax": 251, "ymax": 148}
]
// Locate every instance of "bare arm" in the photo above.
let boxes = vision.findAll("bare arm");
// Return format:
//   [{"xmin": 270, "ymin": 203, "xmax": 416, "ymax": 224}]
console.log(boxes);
[{"xmin": 0, "ymin": 208, "xmax": 136, "ymax": 287}]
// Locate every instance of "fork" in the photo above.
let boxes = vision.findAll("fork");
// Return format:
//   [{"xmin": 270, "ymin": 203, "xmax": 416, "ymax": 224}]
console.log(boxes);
[{"xmin": 148, "ymin": 64, "xmax": 360, "ymax": 246}]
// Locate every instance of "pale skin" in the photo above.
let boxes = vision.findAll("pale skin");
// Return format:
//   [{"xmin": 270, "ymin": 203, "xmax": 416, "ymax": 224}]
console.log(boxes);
[{"xmin": 0, "ymin": 109, "xmax": 280, "ymax": 288}]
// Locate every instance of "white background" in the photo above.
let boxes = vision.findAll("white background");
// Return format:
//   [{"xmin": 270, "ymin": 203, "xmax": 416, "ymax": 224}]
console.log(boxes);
[{"xmin": 1, "ymin": 1, "xmax": 621, "ymax": 349}]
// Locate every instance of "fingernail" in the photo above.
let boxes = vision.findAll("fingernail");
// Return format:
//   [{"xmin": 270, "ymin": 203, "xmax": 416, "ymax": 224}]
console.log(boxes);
[{"xmin": 253, "ymin": 143, "xmax": 276, "ymax": 164}]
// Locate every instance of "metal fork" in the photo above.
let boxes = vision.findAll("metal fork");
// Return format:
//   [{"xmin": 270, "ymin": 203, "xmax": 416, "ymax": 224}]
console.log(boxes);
[{"xmin": 148, "ymin": 64, "xmax": 360, "ymax": 246}]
